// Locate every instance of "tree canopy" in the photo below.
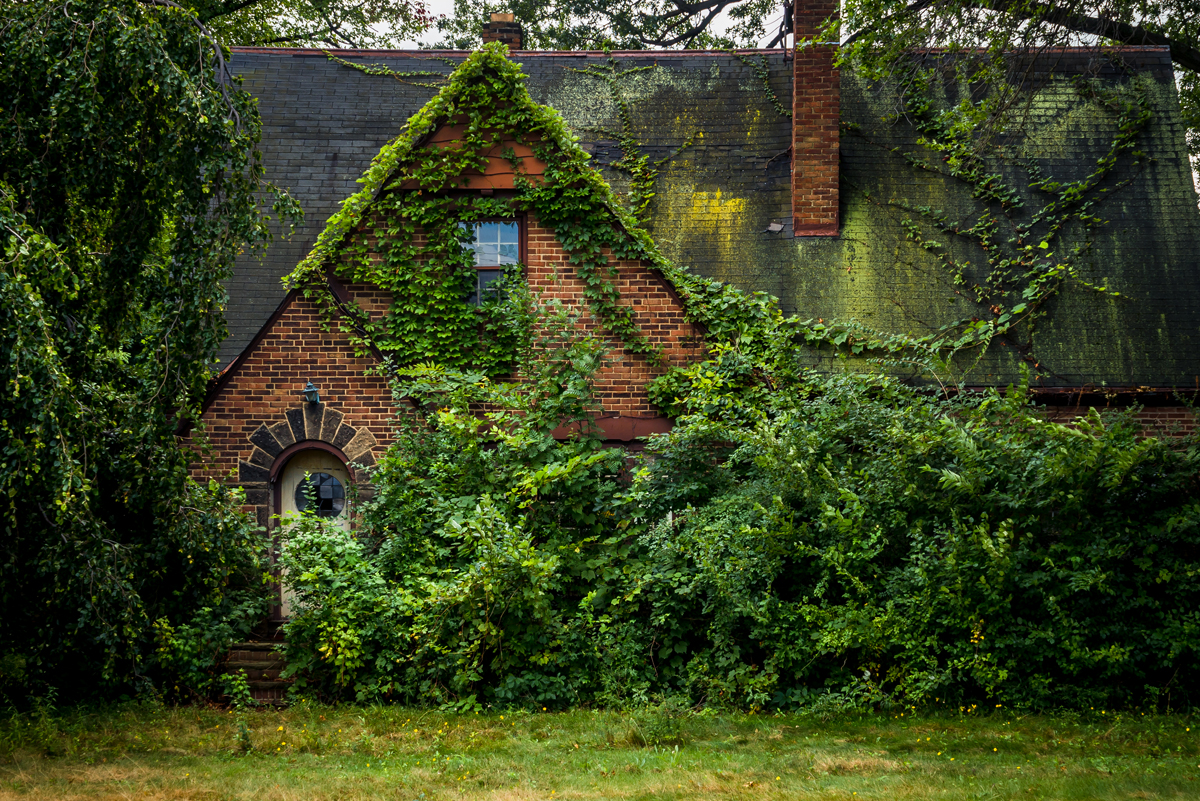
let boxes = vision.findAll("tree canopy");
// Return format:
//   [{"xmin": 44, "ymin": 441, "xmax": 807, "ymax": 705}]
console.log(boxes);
[
  {"xmin": 190, "ymin": 0, "xmax": 434, "ymax": 48},
  {"xmin": 429, "ymin": 0, "xmax": 790, "ymax": 50},
  {"xmin": 0, "ymin": 0, "xmax": 282, "ymax": 700}
]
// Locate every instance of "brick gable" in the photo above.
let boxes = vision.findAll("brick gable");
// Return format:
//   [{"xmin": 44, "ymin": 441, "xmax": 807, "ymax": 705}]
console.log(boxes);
[
  {"xmin": 194, "ymin": 218, "xmax": 705, "ymax": 537},
  {"xmin": 193, "ymin": 291, "xmax": 392, "ymax": 527}
]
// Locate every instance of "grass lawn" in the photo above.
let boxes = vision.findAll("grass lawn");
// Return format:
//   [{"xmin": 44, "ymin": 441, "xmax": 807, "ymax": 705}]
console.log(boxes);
[{"xmin": 1, "ymin": 703, "xmax": 1197, "ymax": 800}]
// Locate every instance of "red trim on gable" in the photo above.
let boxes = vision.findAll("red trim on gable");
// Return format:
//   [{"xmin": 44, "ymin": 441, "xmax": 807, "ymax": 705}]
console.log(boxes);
[{"xmin": 552, "ymin": 414, "xmax": 673, "ymax": 441}]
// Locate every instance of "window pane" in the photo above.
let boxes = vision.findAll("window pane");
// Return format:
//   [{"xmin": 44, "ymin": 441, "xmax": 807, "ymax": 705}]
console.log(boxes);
[
  {"xmin": 295, "ymin": 472, "xmax": 345, "ymax": 519},
  {"xmin": 466, "ymin": 221, "xmax": 520, "ymax": 266},
  {"xmin": 478, "ymin": 269, "xmax": 503, "ymax": 301},
  {"xmin": 477, "ymin": 222, "xmax": 499, "ymax": 244},
  {"xmin": 475, "ymin": 243, "xmax": 500, "ymax": 265}
]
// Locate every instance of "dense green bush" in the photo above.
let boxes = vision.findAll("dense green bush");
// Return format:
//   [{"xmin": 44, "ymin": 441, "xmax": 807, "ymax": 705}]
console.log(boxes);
[
  {"xmin": 280, "ymin": 306, "xmax": 631, "ymax": 706},
  {"xmin": 633, "ymin": 356, "xmax": 1200, "ymax": 711},
  {"xmin": 280, "ymin": 292, "xmax": 1200, "ymax": 711},
  {"xmin": 0, "ymin": 0, "xmax": 278, "ymax": 703}
]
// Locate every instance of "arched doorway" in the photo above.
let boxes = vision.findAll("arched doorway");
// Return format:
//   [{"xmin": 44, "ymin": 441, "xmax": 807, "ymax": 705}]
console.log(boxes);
[{"xmin": 275, "ymin": 448, "xmax": 352, "ymax": 619}]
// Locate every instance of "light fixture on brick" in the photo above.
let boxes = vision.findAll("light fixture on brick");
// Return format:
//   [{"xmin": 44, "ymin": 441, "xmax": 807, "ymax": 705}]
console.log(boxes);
[{"xmin": 300, "ymin": 380, "xmax": 320, "ymax": 404}]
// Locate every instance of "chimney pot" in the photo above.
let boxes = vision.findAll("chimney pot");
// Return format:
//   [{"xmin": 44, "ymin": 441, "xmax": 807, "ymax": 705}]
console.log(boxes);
[{"xmin": 482, "ymin": 13, "xmax": 523, "ymax": 50}]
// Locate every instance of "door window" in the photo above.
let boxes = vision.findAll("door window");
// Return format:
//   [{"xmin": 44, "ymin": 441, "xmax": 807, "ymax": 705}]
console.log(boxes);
[{"xmin": 294, "ymin": 471, "xmax": 346, "ymax": 518}]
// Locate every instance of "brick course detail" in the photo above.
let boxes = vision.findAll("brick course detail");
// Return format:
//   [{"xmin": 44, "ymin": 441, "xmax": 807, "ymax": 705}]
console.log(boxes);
[
  {"xmin": 1042, "ymin": 404, "xmax": 1198, "ymax": 436},
  {"xmin": 192, "ymin": 293, "xmax": 394, "ymax": 529},
  {"xmin": 521, "ymin": 213, "xmax": 705, "ymax": 415}
]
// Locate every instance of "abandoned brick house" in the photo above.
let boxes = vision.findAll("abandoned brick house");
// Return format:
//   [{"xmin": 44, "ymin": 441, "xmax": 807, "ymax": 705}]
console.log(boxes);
[{"xmin": 194, "ymin": 1, "xmax": 1200, "ymax": 570}]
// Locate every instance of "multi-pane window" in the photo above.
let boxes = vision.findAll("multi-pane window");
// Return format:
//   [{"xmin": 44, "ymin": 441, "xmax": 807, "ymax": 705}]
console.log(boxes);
[{"xmin": 464, "ymin": 221, "xmax": 520, "ymax": 304}]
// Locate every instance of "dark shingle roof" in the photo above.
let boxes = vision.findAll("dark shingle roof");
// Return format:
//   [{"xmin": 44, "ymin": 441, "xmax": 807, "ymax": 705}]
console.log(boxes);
[{"xmin": 225, "ymin": 46, "xmax": 1200, "ymax": 388}]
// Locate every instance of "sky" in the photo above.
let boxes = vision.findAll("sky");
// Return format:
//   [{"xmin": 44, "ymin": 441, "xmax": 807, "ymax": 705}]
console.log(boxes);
[{"xmin": 390, "ymin": 0, "xmax": 787, "ymax": 48}]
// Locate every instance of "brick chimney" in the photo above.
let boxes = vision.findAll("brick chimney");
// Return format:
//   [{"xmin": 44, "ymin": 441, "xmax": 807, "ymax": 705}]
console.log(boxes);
[
  {"xmin": 792, "ymin": 0, "xmax": 839, "ymax": 237},
  {"xmin": 482, "ymin": 12, "xmax": 523, "ymax": 50}
]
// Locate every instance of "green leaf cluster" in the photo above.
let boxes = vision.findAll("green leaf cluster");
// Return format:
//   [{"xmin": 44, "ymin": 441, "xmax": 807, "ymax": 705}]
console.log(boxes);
[
  {"xmin": 0, "ymin": 0, "xmax": 278, "ymax": 702},
  {"xmin": 278, "ymin": 307, "xmax": 637, "ymax": 706},
  {"xmin": 279, "ymin": 285, "xmax": 1200, "ymax": 711},
  {"xmin": 630, "ymin": 345, "xmax": 1200, "ymax": 710},
  {"xmin": 287, "ymin": 44, "xmax": 681, "ymax": 376}
]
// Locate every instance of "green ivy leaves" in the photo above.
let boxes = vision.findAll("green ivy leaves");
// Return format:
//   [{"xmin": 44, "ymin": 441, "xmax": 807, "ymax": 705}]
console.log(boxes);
[
  {"xmin": 1, "ymin": 0, "xmax": 276, "ymax": 700},
  {"xmin": 292, "ymin": 45, "xmax": 674, "ymax": 376}
]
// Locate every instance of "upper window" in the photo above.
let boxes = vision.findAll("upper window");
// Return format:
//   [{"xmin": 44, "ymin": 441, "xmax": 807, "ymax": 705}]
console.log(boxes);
[{"xmin": 463, "ymin": 221, "xmax": 519, "ymax": 305}]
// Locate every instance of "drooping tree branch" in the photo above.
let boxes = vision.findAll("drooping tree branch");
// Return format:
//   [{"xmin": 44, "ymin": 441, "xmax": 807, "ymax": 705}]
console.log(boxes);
[
  {"xmin": 194, "ymin": 0, "xmax": 259, "ymax": 24},
  {"xmin": 637, "ymin": 0, "xmax": 743, "ymax": 47},
  {"xmin": 139, "ymin": 0, "xmax": 240, "ymax": 124},
  {"xmin": 845, "ymin": 0, "xmax": 1200, "ymax": 73}
]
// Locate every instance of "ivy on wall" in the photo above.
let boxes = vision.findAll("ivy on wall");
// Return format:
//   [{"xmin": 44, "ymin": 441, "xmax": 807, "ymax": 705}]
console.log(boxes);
[
  {"xmin": 295, "ymin": 46, "xmax": 1156, "ymax": 395},
  {"xmin": 298, "ymin": 45, "xmax": 962, "ymax": 398},
  {"xmin": 843, "ymin": 58, "xmax": 1153, "ymax": 379},
  {"xmin": 727, "ymin": 50, "xmax": 792, "ymax": 120},
  {"xmin": 289, "ymin": 45, "xmax": 691, "ymax": 375}
]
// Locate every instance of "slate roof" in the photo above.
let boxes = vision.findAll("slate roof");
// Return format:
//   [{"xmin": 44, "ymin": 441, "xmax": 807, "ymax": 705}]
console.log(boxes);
[{"xmin": 225, "ymin": 46, "xmax": 1200, "ymax": 389}]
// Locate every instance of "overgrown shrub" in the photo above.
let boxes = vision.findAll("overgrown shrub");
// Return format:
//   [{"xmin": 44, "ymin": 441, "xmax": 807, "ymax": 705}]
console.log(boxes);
[
  {"xmin": 280, "ymin": 306, "xmax": 633, "ymax": 705},
  {"xmin": 632, "ymin": 350, "xmax": 1200, "ymax": 711},
  {"xmin": 0, "ymin": 0, "xmax": 280, "ymax": 704},
  {"xmin": 281, "ymin": 299, "xmax": 1200, "ymax": 711}
]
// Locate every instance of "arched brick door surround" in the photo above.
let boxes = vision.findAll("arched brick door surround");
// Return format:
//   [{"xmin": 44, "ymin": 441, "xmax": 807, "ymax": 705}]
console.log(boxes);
[
  {"xmin": 237, "ymin": 403, "xmax": 378, "ymax": 486},
  {"xmin": 229, "ymin": 403, "xmax": 379, "ymax": 534}
]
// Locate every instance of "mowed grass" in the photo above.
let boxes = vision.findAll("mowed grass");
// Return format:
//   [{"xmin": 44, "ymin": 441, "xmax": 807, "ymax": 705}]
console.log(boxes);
[{"xmin": 1, "ymin": 702, "xmax": 1197, "ymax": 800}]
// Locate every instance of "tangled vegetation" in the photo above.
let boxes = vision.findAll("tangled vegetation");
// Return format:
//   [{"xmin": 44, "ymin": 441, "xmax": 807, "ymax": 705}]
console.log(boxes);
[
  {"xmin": 0, "ymin": 0, "xmax": 281, "ymax": 703},
  {"xmin": 266, "ymin": 45, "xmax": 1200, "ymax": 714},
  {"xmin": 4, "ymin": 4, "xmax": 1197, "ymax": 719},
  {"xmin": 279, "ymin": 278, "xmax": 1200, "ymax": 711}
]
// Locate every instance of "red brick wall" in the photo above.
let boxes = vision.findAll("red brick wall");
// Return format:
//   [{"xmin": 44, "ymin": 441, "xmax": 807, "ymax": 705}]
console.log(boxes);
[
  {"xmin": 192, "ymin": 292, "xmax": 395, "ymax": 528},
  {"xmin": 523, "ymin": 213, "xmax": 705, "ymax": 416},
  {"xmin": 337, "ymin": 210, "xmax": 704, "ymax": 416},
  {"xmin": 193, "ymin": 210, "xmax": 706, "ymax": 523},
  {"xmin": 1042, "ymin": 404, "xmax": 1198, "ymax": 436},
  {"xmin": 793, "ymin": 0, "xmax": 840, "ymax": 237}
]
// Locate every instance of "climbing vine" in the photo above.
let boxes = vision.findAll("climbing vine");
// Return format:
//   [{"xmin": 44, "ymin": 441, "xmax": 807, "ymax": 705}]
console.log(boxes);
[
  {"xmin": 843, "ymin": 58, "xmax": 1153, "ymax": 378},
  {"xmin": 727, "ymin": 50, "xmax": 792, "ymax": 120},
  {"xmin": 290, "ymin": 45, "xmax": 684, "ymax": 375},
  {"xmin": 302, "ymin": 46, "xmax": 962, "ymax": 394},
  {"xmin": 568, "ymin": 57, "xmax": 698, "ymax": 223},
  {"xmin": 299, "ymin": 46, "xmax": 1152, "ymax": 391},
  {"xmin": 325, "ymin": 52, "xmax": 456, "ymax": 88}
]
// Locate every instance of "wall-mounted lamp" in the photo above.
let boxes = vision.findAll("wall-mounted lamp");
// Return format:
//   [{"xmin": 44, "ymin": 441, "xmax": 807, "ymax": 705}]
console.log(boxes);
[{"xmin": 300, "ymin": 380, "xmax": 321, "ymax": 404}]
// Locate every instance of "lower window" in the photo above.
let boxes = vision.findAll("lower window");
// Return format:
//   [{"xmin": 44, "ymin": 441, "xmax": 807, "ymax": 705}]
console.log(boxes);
[
  {"xmin": 463, "ymin": 221, "xmax": 520, "ymax": 305},
  {"xmin": 295, "ymin": 471, "xmax": 345, "ymax": 518}
]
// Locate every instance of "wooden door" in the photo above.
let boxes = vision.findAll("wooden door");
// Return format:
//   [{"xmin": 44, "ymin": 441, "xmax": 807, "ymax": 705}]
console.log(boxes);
[{"xmin": 277, "ymin": 449, "xmax": 351, "ymax": 618}]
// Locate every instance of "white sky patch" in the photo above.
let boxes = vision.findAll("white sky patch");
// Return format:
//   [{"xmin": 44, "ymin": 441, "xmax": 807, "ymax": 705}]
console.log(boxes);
[{"xmin": 387, "ymin": 0, "xmax": 786, "ymax": 48}]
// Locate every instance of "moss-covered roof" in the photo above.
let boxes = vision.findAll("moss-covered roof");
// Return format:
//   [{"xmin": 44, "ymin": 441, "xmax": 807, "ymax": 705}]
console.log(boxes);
[{"xmin": 226, "ymin": 45, "xmax": 1200, "ymax": 389}]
